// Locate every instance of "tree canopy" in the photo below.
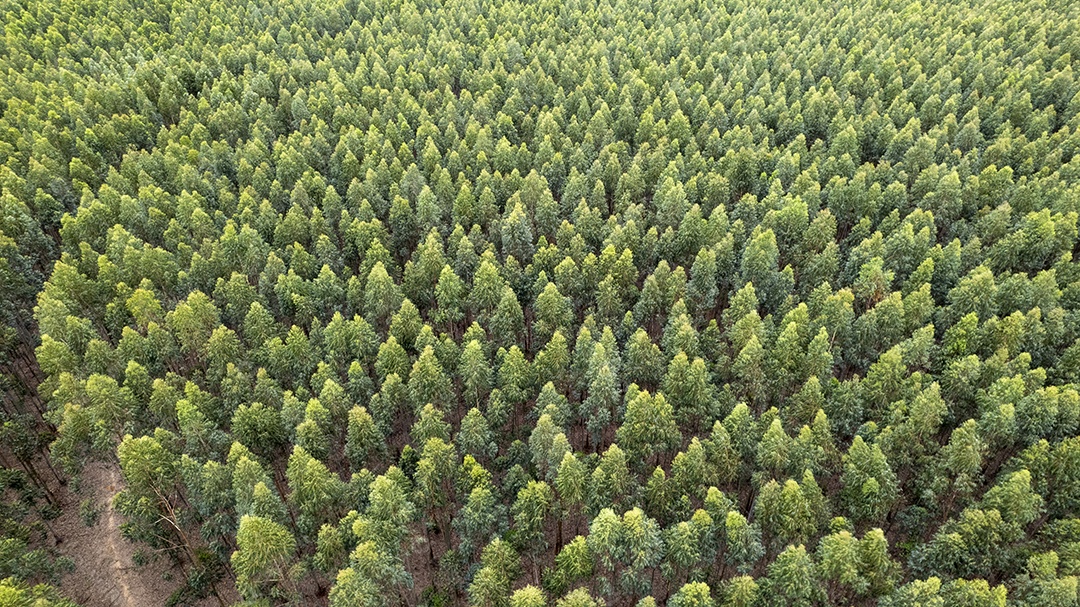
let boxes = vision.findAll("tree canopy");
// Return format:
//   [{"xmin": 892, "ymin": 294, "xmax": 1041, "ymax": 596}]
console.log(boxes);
[{"xmin": 1, "ymin": 0, "xmax": 1080, "ymax": 604}]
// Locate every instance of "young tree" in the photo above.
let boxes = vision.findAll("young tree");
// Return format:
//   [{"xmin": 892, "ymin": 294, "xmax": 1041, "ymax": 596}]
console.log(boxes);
[
  {"xmin": 287, "ymin": 445, "xmax": 346, "ymax": 538},
  {"xmin": 556, "ymin": 451, "xmax": 588, "ymax": 521},
  {"xmin": 582, "ymin": 353, "xmax": 619, "ymax": 451},
  {"xmin": 513, "ymin": 480, "xmax": 555, "ymax": 567},
  {"xmin": 435, "ymin": 264, "xmax": 467, "ymax": 335},
  {"xmin": 460, "ymin": 339, "xmax": 493, "ymax": 408},
  {"xmin": 669, "ymin": 582, "xmax": 715, "ymax": 607},
  {"xmin": 534, "ymin": 283, "xmax": 574, "ymax": 348},
  {"xmin": 529, "ymin": 414, "xmax": 569, "ymax": 481},
  {"xmin": 817, "ymin": 528, "xmax": 898, "ymax": 602},
  {"xmin": 841, "ymin": 436, "xmax": 899, "ymax": 525},
  {"xmin": 555, "ymin": 587, "xmax": 605, "ymax": 607},
  {"xmin": 547, "ymin": 535, "xmax": 595, "ymax": 596},
  {"xmin": 619, "ymin": 507, "xmax": 664, "ymax": 596},
  {"xmin": 662, "ymin": 352, "xmax": 715, "ymax": 429},
  {"xmin": 502, "ymin": 200, "xmax": 535, "ymax": 263},
  {"xmin": 411, "ymin": 403, "xmax": 452, "ymax": 444},
  {"xmin": 588, "ymin": 444, "xmax": 635, "ymax": 515},
  {"xmin": 724, "ymin": 511, "xmax": 765, "ymax": 575},
  {"xmin": 458, "ymin": 407, "xmax": 498, "ymax": 461},
  {"xmin": 114, "ymin": 433, "xmax": 193, "ymax": 560},
  {"xmin": 754, "ymin": 478, "xmax": 818, "ymax": 548},
  {"xmin": 346, "ymin": 405, "xmax": 383, "ymax": 472},
  {"xmin": 535, "ymin": 332, "xmax": 572, "ymax": 393},
  {"xmin": 409, "ymin": 345, "xmax": 454, "ymax": 411},
  {"xmin": 468, "ymin": 538, "xmax": 520, "ymax": 607},
  {"xmin": 721, "ymin": 576, "xmax": 759, "ymax": 607},
  {"xmin": 414, "ymin": 437, "xmax": 459, "ymax": 557},
  {"xmin": 625, "ymin": 329, "xmax": 664, "ymax": 389},
  {"xmin": 616, "ymin": 389, "xmax": 681, "ymax": 467},
  {"xmin": 759, "ymin": 544, "xmax": 823, "ymax": 607},
  {"xmin": 456, "ymin": 481, "xmax": 507, "ymax": 559},
  {"xmin": 510, "ymin": 586, "xmax": 548, "ymax": 607},
  {"xmin": 491, "ymin": 286, "xmax": 526, "ymax": 349},
  {"xmin": 232, "ymin": 515, "xmax": 298, "ymax": 602},
  {"xmin": 364, "ymin": 262, "xmax": 403, "ymax": 329}
]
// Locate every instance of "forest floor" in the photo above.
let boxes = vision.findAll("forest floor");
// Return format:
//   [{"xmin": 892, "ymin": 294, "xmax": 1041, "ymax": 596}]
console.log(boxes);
[
  {"xmin": 3, "ymin": 335, "xmax": 230, "ymax": 607},
  {"xmin": 48, "ymin": 460, "xmax": 221, "ymax": 607}
]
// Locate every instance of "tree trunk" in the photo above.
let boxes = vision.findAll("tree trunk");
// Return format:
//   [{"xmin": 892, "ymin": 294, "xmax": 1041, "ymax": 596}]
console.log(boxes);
[{"xmin": 556, "ymin": 516, "xmax": 563, "ymax": 553}]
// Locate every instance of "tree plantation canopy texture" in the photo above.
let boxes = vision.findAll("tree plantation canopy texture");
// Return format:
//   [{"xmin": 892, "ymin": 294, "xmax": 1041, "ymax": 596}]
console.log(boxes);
[{"xmin": 1, "ymin": 0, "xmax": 1080, "ymax": 605}]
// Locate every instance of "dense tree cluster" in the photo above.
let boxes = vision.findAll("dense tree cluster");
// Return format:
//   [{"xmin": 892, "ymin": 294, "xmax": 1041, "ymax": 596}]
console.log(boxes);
[{"xmin": 2, "ymin": 0, "xmax": 1080, "ymax": 604}]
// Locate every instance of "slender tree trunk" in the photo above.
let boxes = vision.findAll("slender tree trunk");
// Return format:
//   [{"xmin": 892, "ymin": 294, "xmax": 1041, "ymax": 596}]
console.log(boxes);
[
  {"xmin": 556, "ymin": 516, "xmax": 563, "ymax": 553},
  {"xmin": 41, "ymin": 451, "xmax": 64, "ymax": 485},
  {"xmin": 427, "ymin": 522, "xmax": 437, "ymax": 571}
]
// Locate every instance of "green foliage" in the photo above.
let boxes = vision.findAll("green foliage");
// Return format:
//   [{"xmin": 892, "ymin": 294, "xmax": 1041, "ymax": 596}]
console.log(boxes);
[
  {"xmin": 8, "ymin": 0, "xmax": 1080, "ymax": 604},
  {"xmin": 232, "ymin": 515, "xmax": 298, "ymax": 602},
  {"xmin": 0, "ymin": 577, "xmax": 78, "ymax": 607}
]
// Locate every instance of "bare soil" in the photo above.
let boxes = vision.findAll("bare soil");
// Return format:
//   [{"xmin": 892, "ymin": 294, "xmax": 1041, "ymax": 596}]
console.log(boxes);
[{"xmin": 48, "ymin": 460, "xmax": 220, "ymax": 607}]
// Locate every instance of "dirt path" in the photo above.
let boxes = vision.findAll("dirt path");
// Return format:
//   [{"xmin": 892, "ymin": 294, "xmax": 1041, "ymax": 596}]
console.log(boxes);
[
  {"xmin": 102, "ymin": 466, "xmax": 136, "ymax": 606},
  {"xmin": 50, "ymin": 461, "xmax": 191, "ymax": 607}
]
